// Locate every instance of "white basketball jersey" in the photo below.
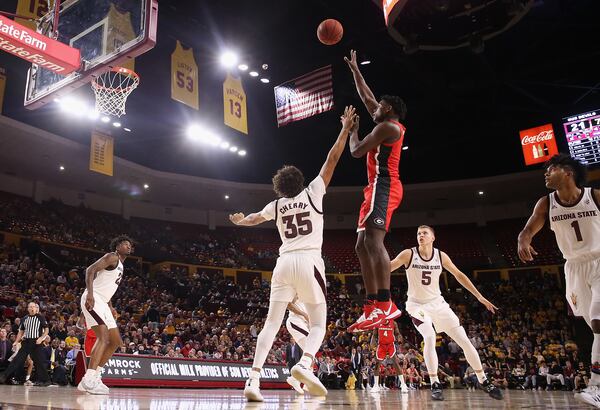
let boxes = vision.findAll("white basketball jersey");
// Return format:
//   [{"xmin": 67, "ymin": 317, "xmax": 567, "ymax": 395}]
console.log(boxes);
[
  {"xmin": 549, "ymin": 187, "xmax": 600, "ymax": 261},
  {"xmin": 93, "ymin": 256, "xmax": 124, "ymax": 303},
  {"xmin": 260, "ymin": 176, "xmax": 326, "ymax": 255},
  {"xmin": 406, "ymin": 247, "xmax": 443, "ymax": 303}
]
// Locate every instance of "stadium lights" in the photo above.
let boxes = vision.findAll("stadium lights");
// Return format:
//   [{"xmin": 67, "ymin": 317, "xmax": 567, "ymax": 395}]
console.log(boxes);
[
  {"xmin": 360, "ymin": 60, "xmax": 371, "ymax": 65},
  {"xmin": 220, "ymin": 141, "xmax": 230, "ymax": 149},
  {"xmin": 224, "ymin": 195, "xmax": 229, "ymax": 200},
  {"xmin": 112, "ymin": 121, "xmax": 122, "ymax": 128},
  {"xmin": 143, "ymin": 184, "xmax": 149, "ymax": 190},
  {"xmin": 238, "ymin": 64, "xmax": 248, "ymax": 71},
  {"xmin": 229, "ymin": 146, "xmax": 238, "ymax": 153},
  {"xmin": 124, "ymin": 128, "xmax": 132, "ymax": 132},
  {"xmin": 402, "ymin": 146, "xmax": 409, "ymax": 151},
  {"xmin": 238, "ymin": 150, "xmax": 246, "ymax": 156},
  {"xmin": 59, "ymin": 165, "xmax": 65, "ymax": 171},
  {"xmin": 249, "ymin": 71, "xmax": 259, "ymax": 77},
  {"xmin": 260, "ymin": 78, "xmax": 270, "ymax": 83},
  {"xmin": 187, "ymin": 124, "xmax": 245, "ymax": 155},
  {"xmin": 59, "ymin": 97, "xmax": 87, "ymax": 116},
  {"xmin": 220, "ymin": 51, "xmax": 238, "ymax": 68},
  {"xmin": 478, "ymin": 191, "xmax": 484, "ymax": 196},
  {"xmin": 101, "ymin": 116, "xmax": 111, "ymax": 123}
]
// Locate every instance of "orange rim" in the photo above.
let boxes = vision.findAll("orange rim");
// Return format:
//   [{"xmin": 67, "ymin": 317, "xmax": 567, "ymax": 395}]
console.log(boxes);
[{"xmin": 92, "ymin": 67, "xmax": 140, "ymax": 93}]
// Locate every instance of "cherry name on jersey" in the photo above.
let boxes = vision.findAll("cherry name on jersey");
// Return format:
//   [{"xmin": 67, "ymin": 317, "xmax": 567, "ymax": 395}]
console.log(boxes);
[{"xmin": 279, "ymin": 202, "xmax": 309, "ymax": 214}]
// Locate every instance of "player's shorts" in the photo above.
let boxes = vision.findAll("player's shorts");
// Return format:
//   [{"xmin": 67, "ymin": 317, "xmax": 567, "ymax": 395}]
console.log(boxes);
[
  {"xmin": 405, "ymin": 296, "xmax": 460, "ymax": 333},
  {"xmin": 270, "ymin": 251, "xmax": 327, "ymax": 305},
  {"xmin": 81, "ymin": 291, "xmax": 117, "ymax": 330},
  {"xmin": 376, "ymin": 343, "xmax": 396, "ymax": 361},
  {"xmin": 286, "ymin": 315, "xmax": 309, "ymax": 346},
  {"xmin": 565, "ymin": 256, "xmax": 600, "ymax": 325},
  {"xmin": 84, "ymin": 329, "xmax": 97, "ymax": 356},
  {"xmin": 357, "ymin": 178, "xmax": 403, "ymax": 232}
]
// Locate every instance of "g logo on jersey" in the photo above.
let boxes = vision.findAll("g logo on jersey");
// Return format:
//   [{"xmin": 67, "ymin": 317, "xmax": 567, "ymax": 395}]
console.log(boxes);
[{"xmin": 374, "ymin": 217, "xmax": 385, "ymax": 226}]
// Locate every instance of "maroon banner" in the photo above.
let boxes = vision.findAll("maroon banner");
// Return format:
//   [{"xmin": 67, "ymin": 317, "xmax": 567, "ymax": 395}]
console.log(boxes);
[{"xmin": 0, "ymin": 16, "xmax": 80, "ymax": 74}]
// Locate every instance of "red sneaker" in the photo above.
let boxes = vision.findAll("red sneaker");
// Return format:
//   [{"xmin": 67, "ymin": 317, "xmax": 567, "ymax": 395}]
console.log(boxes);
[
  {"xmin": 347, "ymin": 301, "xmax": 375, "ymax": 333},
  {"xmin": 359, "ymin": 301, "xmax": 402, "ymax": 331}
]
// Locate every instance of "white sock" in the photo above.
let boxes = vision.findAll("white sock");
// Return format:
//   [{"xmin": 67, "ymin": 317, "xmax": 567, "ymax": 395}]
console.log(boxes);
[
  {"xmin": 475, "ymin": 370, "xmax": 487, "ymax": 384},
  {"xmin": 25, "ymin": 375, "xmax": 30, "ymax": 381},
  {"xmin": 96, "ymin": 366, "xmax": 104, "ymax": 378},
  {"xmin": 249, "ymin": 369, "xmax": 260, "ymax": 379},
  {"xmin": 399, "ymin": 374, "xmax": 407, "ymax": 386},
  {"xmin": 430, "ymin": 375, "xmax": 440, "ymax": 384},
  {"xmin": 299, "ymin": 355, "xmax": 312, "ymax": 368},
  {"xmin": 374, "ymin": 375, "xmax": 379, "ymax": 386},
  {"xmin": 591, "ymin": 334, "xmax": 600, "ymax": 385}
]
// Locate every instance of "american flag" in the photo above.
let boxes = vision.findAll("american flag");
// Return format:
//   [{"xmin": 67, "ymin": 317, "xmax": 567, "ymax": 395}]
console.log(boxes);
[{"xmin": 274, "ymin": 65, "xmax": 334, "ymax": 127}]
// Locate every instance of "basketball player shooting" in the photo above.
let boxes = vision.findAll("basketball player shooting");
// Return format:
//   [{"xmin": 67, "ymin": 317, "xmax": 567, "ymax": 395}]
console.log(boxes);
[
  {"xmin": 344, "ymin": 50, "xmax": 407, "ymax": 332},
  {"xmin": 230, "ymin": 106, "xmax": 358, "ymax": 402},
  {"xmin": 78, "ymin": 235, "xmax": 132, "ymax": 395},
  {"xmin": 518, "ymin": 154, "xmax": 600, "ymax": 408},
  {"xmin": 390, "ymin": 225, "xmax": 503, "ymax": 401}
]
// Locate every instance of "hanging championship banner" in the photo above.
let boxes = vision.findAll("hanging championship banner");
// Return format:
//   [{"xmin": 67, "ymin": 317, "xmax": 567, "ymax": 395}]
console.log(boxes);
[
  {"xmin": 89, "ymin": 130, "xmax": 114, "ymax": 176},
  {"xmin": 223, "ymin": 73, "xmax": 248, "ymax": 134},
  {"xmin": 15, "ymin": 0, "xmax": 52, "ymax": 29},
  {"xmin": 0, "ymin": 67, "xmax": 6, "ymax": 114},
  {"xmin": 106, "ymin": 3, "xmax": 136, "ymax": 71},
  {"xmin": 171, "ymin": 40, "xmax": 198, "ymax": 110}
]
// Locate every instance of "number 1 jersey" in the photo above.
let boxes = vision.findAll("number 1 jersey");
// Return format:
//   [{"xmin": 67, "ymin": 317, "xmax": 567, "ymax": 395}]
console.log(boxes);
[
  {"xmin": 406, "ymin": 247, "xmax": 443, "ymax": 303},
  {"xmin": 260, "ymin": 176, "xmax": 326, "ymax": 255},
  {"xmin": 549, "ymin": 187, "xmax": 600, "ymax": 262}
]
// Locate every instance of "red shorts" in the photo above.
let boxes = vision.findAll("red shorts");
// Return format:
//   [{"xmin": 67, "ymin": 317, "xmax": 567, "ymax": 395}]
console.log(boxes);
[
  {"xmin": 357, "ymin": 179, "xmax": 403, "ymax": 231},
  {"xmin": 376, "ymin": 343, "xmax": 396, "ymax": 361},
  {"xmin": 84, "ymin": 329, "xmax": 96, "ymax": 356}
]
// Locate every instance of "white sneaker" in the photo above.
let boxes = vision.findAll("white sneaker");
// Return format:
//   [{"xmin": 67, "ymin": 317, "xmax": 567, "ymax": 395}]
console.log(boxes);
[
  {"xmin": 23, "ymin": 380, "xmax": 33, "ymax": 386},
  {"xmin": 575, "ymin": 385, "xmax": 600, "ymax": 408},
  {"xmin": 244, "ymin": 377, "xmax": 264, "ymax": 402},
  {"xmin": 382, "ymin": 385, "xmax": 389, "ymax": 390},
  {"xmin": 370, "ymin": 385, "xmax": 381, "ymax": 393},
  {"xmin": 291, "ymin": 363, "xmax": 327, "ymax": 397},
  {"xmin": 94, "ymin": 373, "xmax": 109, "ymax": 395},
  {"xmin": 86, "ymin": 381, "xmax": 109, "ymax": 395},
  {"xmin": 77, "ymin": 375, "xmax": 96, "ymax": 392},
  {"xmin": 401, "ymin": 384, "xmax": 409, "ymax": 393},
  {"xmin": 287, "ymin": 376, "xmax": 304, "ymax": 394}
]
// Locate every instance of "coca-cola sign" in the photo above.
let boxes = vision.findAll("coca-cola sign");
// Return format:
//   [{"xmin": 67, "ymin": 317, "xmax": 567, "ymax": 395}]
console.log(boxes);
[
  {"xmin": 519, "ymin": 124, "xmax": 559, "ymax": 166},
  {"xmin": 521, "ymin": 130, "xmax": 554, "ymax": 145}
]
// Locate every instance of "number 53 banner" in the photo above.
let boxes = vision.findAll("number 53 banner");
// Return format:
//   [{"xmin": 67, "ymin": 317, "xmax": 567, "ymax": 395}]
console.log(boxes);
[
  {"xmin": 223, "ymin": 73, "xmax": 248, "ymax": 134},
  {"xmin": 171, "ymin": 40, "xmax": 199, "ymax": 110}
]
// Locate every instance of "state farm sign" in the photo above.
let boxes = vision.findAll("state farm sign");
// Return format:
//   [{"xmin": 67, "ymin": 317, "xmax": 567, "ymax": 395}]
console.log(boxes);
[
  {"xmin": 519, "ymin": 124, "xmax": 559, "ymax": 166},
  {"xmin": 0, "ymin": 17, "xmax": 80, "ymax": 74}
]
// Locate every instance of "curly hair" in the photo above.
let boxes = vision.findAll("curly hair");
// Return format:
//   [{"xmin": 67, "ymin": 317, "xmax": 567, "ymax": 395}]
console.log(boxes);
[
  {"xmin": 272, "ymin": 165, "xmax": 305, "ymax": 198},
  {"xmin": 545, "ymin": 154, "xmax": 587, "ymax": 187},
  {"xmin": 110, "ymin": 235, "xmax": 133, "ymax": 252},
  {"xmin": 381, "ymin": 94, "xmax": 407, "ymax": 121}
]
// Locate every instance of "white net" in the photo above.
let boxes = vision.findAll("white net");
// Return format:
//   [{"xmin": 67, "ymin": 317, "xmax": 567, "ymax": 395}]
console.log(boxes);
[{"xmin": 92, "ymin": 67, "xmax": 139, "ymax": 117}]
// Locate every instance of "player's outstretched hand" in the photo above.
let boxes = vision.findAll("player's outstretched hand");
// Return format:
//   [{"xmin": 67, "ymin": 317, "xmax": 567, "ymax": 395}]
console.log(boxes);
[
  {"xmin": 340, "ymin": 105, "xmax": 358, "ymax": 130},
  {"xmin": 344, "ymin": 49, "xmax": 358, "ymax": 71},
  {"xmin": 229, "ymin": 213, "xmax": 245, "ymax": 225},
  {"xmin": 478, "ymin": 296, "xmax": 498, "ymax": 314},
  {"xmin": 85, "ymin": 293, "xmax": 95, "ymax": 311},
  {"xmin": 517, "ymin": 240, "xmax": 538, "ymax": 263}
]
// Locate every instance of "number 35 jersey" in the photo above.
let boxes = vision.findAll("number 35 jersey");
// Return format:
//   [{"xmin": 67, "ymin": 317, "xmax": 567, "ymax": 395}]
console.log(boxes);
[
  {"xmin": 549, "ymin": 187, "xmax": 600, "ymax": 262},
  {"xmin": 260, "ymin": 176, "xmax": 326, "ymax": 255},
  {"xmin": 406, "ymin": 248, "xmax": 443, "ymax": 303}
]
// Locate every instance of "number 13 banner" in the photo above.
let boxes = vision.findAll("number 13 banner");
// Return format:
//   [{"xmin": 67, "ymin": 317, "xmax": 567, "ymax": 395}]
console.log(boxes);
[
  {"xmin": 171, "ymin": 40, "xmax": 199, "ymax": 110},
  {"xmin": 223, "ymin": 73, "xmax": 248, "ymax": 134}
]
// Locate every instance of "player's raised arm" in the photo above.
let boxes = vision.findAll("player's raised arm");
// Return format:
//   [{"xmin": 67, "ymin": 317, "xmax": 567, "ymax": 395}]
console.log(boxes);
[
  {"xmin": 517, "ymin": 196, "xmax": 549, "ymax": 263},
  {"xmin": 344, "ymin": 49, "xmax": 378, "ymax": 115},
  {"xmin": 84, "ymin": 252, "xmax": 119, "ymax": 310},
  {"xmin": 319, "ymin": 106, "xmax": 358, "ymax": 188},
  {"xmin": 349, "ymin": 121, "xmax": 397, "ymax": 158},
  {"xmin": 229, "ymin": 212, "xmax": 267, "ymax": 227},
  {"xmin": 390, "ymin": 249, "xmax": 412, "ymax": 272},
  {"xmin": 441, "ymin": 251, "xmax": 498, "ymax": 314}
]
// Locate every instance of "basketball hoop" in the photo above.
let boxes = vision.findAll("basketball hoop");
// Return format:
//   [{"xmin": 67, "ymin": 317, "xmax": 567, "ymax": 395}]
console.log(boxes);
[{"xmin": 92, "ymin": 67, "xmax": 139, "ymax": 117}]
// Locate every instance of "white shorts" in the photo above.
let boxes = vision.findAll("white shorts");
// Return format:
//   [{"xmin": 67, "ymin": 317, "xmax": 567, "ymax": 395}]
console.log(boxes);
[
  {"xmin": 270, "ymin": 252, "xmax": 327, "ymax": 305},
  {"xmin": 81, "ymin": 291, "xmax": 117, "ymax": 330},
  {"xmin": 405, "ymin": 296, "xmax": 460, "ymax": 333},
  {"xmin": 286, "ymin": 315, "xmax": 309, "ymax": 347},
  {"xmin": 565, "ymin": 258, "xmax": 600, "ymax": 325}
]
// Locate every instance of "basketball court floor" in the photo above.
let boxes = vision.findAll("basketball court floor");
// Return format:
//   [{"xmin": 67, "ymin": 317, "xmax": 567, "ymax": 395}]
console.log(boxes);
[{"xmin": 0, "ymin": 385, "xmax": 592, "ymax": 409}]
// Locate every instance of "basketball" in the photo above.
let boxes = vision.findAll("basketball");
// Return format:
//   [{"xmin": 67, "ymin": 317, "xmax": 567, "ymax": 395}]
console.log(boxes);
[{"xmin": 317, "ymin": 19, "xmax": 343, "ymax": 45}]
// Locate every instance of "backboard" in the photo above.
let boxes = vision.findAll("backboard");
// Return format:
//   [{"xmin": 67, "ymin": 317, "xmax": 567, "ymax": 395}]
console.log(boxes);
[{"xmin": 24, "ymin": 0, "xmax": 157, "ymax": 110}]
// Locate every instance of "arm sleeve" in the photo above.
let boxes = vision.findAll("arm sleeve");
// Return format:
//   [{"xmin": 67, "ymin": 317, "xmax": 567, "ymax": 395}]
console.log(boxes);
[{"xmin": 259, "ymin": 200, "xmax": 276, "ymax": 221}]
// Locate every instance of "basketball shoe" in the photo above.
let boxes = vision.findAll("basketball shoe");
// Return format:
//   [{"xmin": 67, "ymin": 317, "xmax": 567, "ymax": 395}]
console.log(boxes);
[
  {"xmin": 244, "ymin": 377, "xmax": 264, "ymax": 402},
  {"xmin": 355, "ymin": 301, "xmax": 402, "ymax": 331},
  {"xmin": 348, "ymin": 301, "xmax": 375, "ymax": 333}
]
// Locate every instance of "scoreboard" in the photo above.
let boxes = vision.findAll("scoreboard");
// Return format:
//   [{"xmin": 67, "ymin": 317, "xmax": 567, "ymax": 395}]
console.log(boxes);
[{"xmin": 563, "ymin": 109, "xmax": 600, "ymax": 165}]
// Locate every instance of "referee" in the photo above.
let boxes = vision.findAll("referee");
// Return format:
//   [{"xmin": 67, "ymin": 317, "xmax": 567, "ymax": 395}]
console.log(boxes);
[{"xmin": 0, "ymin": 302, "xmax": 50, "ymax": 385}]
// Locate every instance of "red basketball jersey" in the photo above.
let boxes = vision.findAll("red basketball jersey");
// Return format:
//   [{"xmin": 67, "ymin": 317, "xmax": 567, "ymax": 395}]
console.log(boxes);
[
  {"xmin": 365, "ymin": 120, "xmax": 405, "ymax": 185},
  {"xmin": 378, "ymin": 320, "xmax": 395, "ymax": 345}
]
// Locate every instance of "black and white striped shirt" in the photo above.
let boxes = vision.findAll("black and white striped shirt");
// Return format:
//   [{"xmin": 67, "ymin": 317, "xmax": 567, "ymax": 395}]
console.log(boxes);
[{"xmin": 19, "ymin": 314, "xmax": 48, "ymax": 339}]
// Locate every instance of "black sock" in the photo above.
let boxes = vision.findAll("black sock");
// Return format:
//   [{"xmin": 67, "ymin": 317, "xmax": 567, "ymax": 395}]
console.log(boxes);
[
  {"xmin": 366, "ymin": 294, "xmax": 377, "ymax": 302},
  {"xmin": 377, "ymin": 289, "xmax": 391, "ymax": 302}
]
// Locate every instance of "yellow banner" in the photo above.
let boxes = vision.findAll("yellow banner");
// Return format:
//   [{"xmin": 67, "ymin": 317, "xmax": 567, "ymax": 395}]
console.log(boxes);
[
  {"xmin": 16, "ymin": 0, "xmax": 52, "ymax": 30},
  {"xmin": 89, "ymin": 130, "xmax": 114, "ymax": 176},
  {"xmin": 106, "ymin": 3, "xmax": 135, "ymax": 71},
  {"xmin": 223, "ymin": 73, "xmax": 248, "ymax": 134},
  {"xmin": 171, "ymin": 40, "xmax": 199, "ymax": 110},
  {"xmin": 0, "ymin": 68, "xmax": 6, "ymax": 114}
]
